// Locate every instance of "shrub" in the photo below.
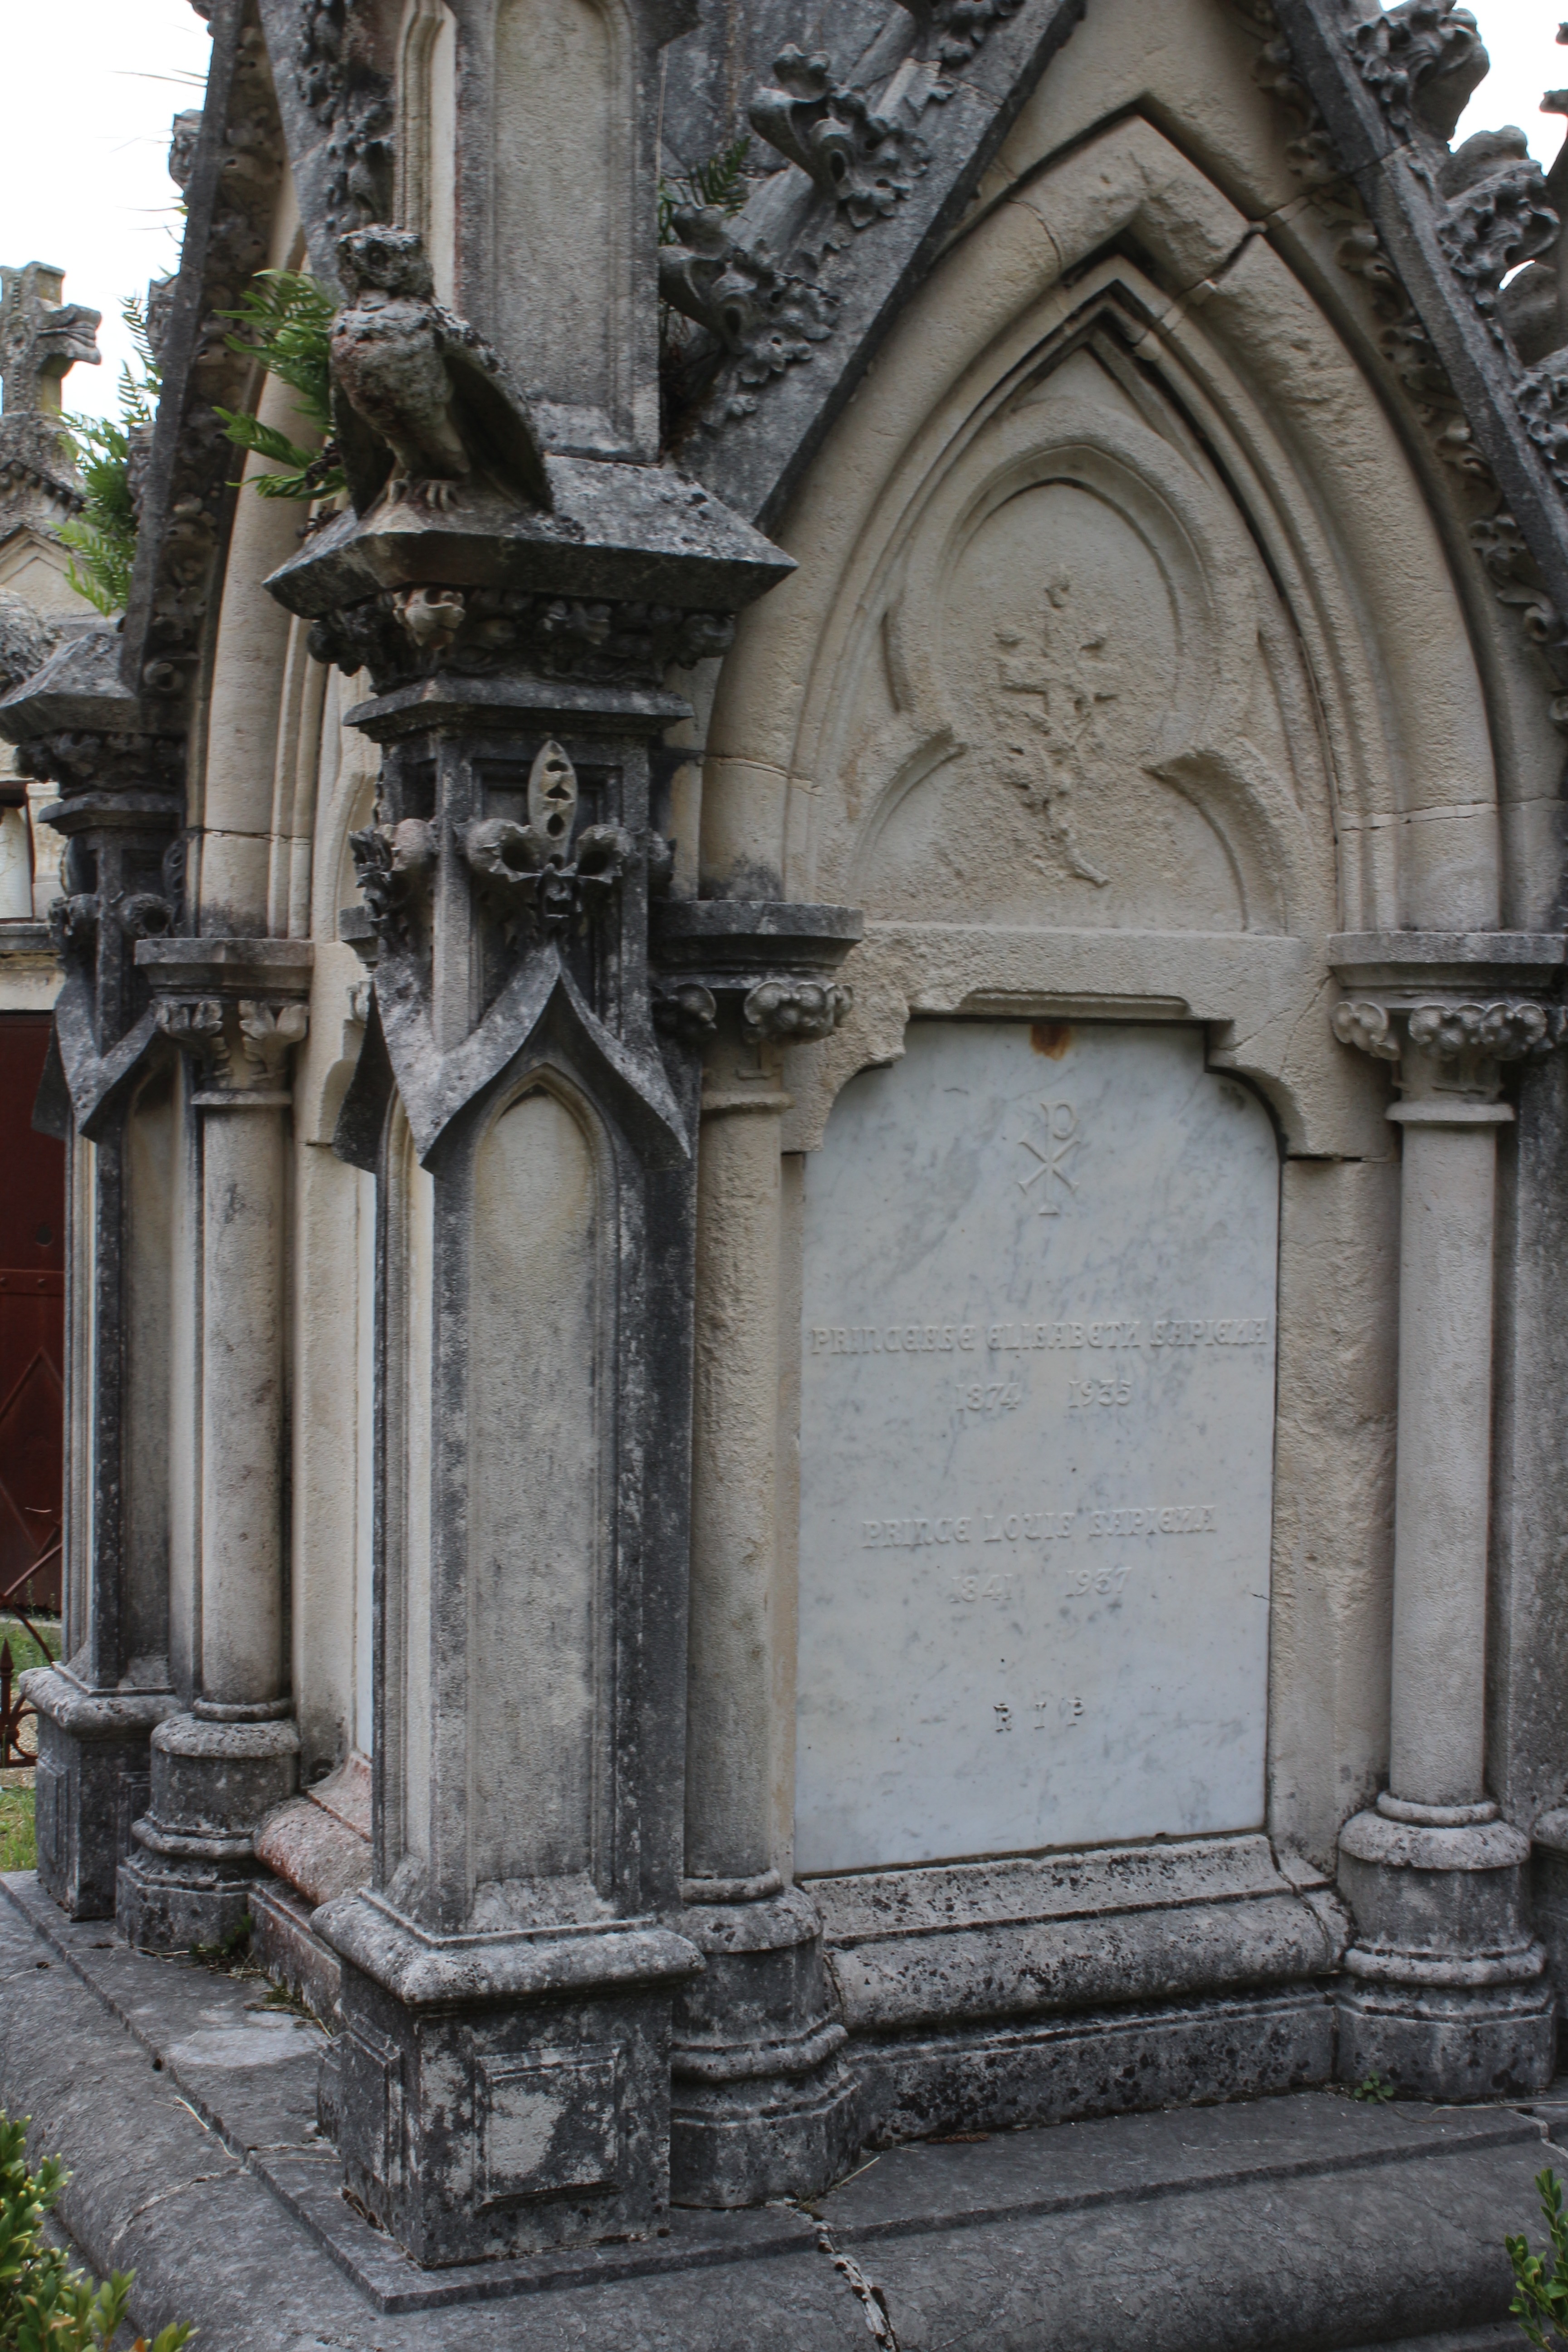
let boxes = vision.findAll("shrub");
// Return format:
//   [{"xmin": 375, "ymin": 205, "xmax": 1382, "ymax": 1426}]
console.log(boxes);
[
  {"xmin": 0, "ymin": 2110, "xmax": 191, "ymax": 2352},
  {"xmin": 1509, "ymin": 2166, "xmax": 1568, "ymax": 2349}
]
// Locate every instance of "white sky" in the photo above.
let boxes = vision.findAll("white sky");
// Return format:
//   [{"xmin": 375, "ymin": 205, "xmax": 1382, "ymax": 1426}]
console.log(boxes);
[{"xmin": 0, "ymin": 0, "xmax": 1562, "ymax": 426}]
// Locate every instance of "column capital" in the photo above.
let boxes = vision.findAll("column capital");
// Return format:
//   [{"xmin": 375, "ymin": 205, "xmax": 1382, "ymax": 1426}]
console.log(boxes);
[
  {"xmin": 1328, "ymin": 931, "xmax": 1566, "ymax": 1095},
  {"xmin": 653, "ymin": 898, "xmax": 862, "ymax": 1066},
  {"xmin": 137, "ymin": 937, "xmax": 312, "ymax": 1102},
  {"xmin": 1331, "ymin": 993, "xmax": 1564, "ymax": 1104}
]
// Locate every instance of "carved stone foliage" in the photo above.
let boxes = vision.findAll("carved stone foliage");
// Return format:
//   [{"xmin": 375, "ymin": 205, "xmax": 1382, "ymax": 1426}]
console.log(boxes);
[
  {"xmin": 1469, "ymin": 513, "xmax": 1568, "ymax": 668},
  {"xmin": 749, "ymin": 48, "xmax": 924, "ymax": 231},
  {"xmin": 1436, "ymin": 141, "xmax": 1559, "ymax": 333},
  {"xmin": 155, "ymin": 993, "xmax": 309, "ymax": 1092},
  {"xmin": 651, "ymin": 979, "xmax": 719, "ymax": 1043},
  {"xmin": 1234, "ymin": 5, "xmax": 1568, "ymax": 724},
  {"xmin": 1516, "ymin": 354, "xmax": 1568, "ymax": 498},
  {"xmin": 295, "ymin": 0, "xmax": 392, "ymax": 243},
  {"xmin": 131, "ymin": 16, "xmax": 284, "ymax": 716},
  {"xmin": 46, "ymin": 870, "xmax": 178, "ymax": 977},
  {"xmin": 1348, "ymin": 2, "xmax": 1488, "ymax": 142},
  {"xmin": 659, "ymin": 1, "xmax": 974, "ymax": 444},
  {"xmin": 930, "ymin": 0, "xmax": 1026, "ymax": 69},
  {"xmin": 659, "ymin": 207, "xmax": 837, "ymax": 428},
  {"xmin": 348, "ymin": 815, "xmax": 435, "ymax": 946},
  {"xmin": 1333, "ymin": 995, "xmax": 1566, "ymax": 1092},
  {"xmin": 741, "ymin": 978, "xmax": 853, "ymax": 1042},
  {"xmin": 12, "ymin": 729, "xmax": 186, "ymax": 797},
  {"xmin": 311, "ymin": 585, "xmax": 738, "ymax": 694},
  {"xmin": 461, "ymin": 806, "xmax": 634, "ymax": 936}
]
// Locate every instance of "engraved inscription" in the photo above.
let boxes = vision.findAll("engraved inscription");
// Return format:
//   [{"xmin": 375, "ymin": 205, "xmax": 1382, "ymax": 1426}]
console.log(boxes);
[
  {"xmin": 807, "ymin": 1314, "xmax": 1272, "ymax": 1358},
  {"xmin": 797, "ymin": 1022, "xmax": 1279, "ymax": 1873}
]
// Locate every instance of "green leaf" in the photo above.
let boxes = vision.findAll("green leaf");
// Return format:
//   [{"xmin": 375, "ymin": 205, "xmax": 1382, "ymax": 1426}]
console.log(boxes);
[
  {"xmin": 0, "ymin": 2108, "xmax": 190, "ymax": 2352},
  {"xmin": 657, "ymin": 134, "xmax": 752, "ymax": 244},
  {"xmin": 217, "ymin": 270, "xmax": 335, "ymax": 432}
]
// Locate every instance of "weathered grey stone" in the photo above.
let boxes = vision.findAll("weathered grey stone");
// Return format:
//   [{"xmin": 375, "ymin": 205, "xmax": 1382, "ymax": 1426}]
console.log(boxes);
[
  {"xmin": 118, "ymin": 1712, "xmax": 302, "ymax": 1953},
  {"xmin": 671, "ymin": 1886, "xmax": 862, "ymax": 2205},
  {"xmin": 25, "ymin": 1680, "xmax": 179, "ymax": 1921},
  {"xmin": 1, "ymin": 1876, "xmax": 1562, "ymax": 2351}
]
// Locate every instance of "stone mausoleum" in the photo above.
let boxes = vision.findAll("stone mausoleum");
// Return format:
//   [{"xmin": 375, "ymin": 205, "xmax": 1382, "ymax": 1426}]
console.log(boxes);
[{"xmin": 7, "ymin": 0, "xmax": 1568, "ymax": 2337}]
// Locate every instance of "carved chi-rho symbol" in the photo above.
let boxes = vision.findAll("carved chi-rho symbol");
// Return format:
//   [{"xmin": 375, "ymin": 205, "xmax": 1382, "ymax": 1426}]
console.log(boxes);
[{"xmin": 1018, "ymin": 1099, "xmax": 1080, "ymax": 1216}]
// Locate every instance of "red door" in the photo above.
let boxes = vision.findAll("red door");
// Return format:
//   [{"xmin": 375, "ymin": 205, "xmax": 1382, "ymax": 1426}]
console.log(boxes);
[{"xmin": 0, "ymin": 1015, "xmax": 64, "ymax": 1614}]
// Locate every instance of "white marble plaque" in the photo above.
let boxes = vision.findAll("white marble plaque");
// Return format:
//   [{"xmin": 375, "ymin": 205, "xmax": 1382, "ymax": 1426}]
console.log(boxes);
[{"xmin": 796, "ymin": 1021, "xmax": 1279, "ymax": 1875}]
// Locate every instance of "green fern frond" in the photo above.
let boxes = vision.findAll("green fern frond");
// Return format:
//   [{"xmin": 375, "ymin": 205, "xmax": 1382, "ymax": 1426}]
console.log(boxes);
[
  {"xmin": 218, "ymin": 269, "xmax": 335, "ymax": 431},
  {"xmin": 215, "ymin": 270, "xmax": 344, "ymax": 501},
  {"xmin": 657, "ymin": 134, "xmax": 752, "ymax": 244}
]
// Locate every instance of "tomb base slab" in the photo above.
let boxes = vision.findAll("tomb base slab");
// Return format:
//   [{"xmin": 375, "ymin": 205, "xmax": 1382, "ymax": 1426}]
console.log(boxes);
[
  {"xmin": 22, "ymin": 1671, "xmax": 177, "ymax": 1921},
  {"xmin": 670, "ymin": 1885, "xmax": 862, "ymax": 2205},
  {"xmin": 116, "ymin": 1707, "xmax": 299, "ymax": 1952},
  {"xmin": 1335, "ymin": 1801, "xmax": 1555, "ymax": 2099},
  {"xmin": 852, "ymin": 1986, "xmax": 1336, "ymax": 2144},
  {"xmin": 315, "ymin": 1887, "xmax": 702, "ymax": 2265}
]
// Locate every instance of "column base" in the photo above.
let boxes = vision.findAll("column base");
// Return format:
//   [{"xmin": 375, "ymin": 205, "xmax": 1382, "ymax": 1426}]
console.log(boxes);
[
  {"xmin": 1531, "ymin": 1809, "xmax": 1568, "ymax": 2063},
  {"xmin": 314, "ymin": 1887, "xmax": 702, "ymax": 2266},
  {"xmin": 116, "ymin": 1706, "xmax": 299, "ymax": 1953},
  {"xmin": 1335, "ymin": 1796, "xmax": 1555, "ymax": 2099},
  {"xmin": 670, "ymin": 1880, "xmax": 862, "ymax": 2206},
  {"xmin": 22, "ymin": 1670, "xmax": 178, "ymax": 1920}
]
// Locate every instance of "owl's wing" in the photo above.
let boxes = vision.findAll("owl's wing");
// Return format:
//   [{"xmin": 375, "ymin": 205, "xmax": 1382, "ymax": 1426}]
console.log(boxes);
[
  {"xmin": 332, "ymin": 377, "xmax": 394, "ymax": 516},
  {"xmin": 436, "ymin": 313, "xmax": 552, "ymax": 510}
]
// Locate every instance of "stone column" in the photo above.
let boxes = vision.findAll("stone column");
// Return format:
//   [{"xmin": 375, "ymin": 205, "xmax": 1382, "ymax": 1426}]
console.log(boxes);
[
  {"xmin": 116, "ymin": 940, "xmax": 311, "ymax": 1951},
  {"xmin": 657, "ymin": 924, "xmax": 863, "ymax": 2204},
  {"xmin": 1329, "ymin": 941, "xmax": 1561, "ymax": 2097},
  {"xmin": 256, "ymin": 255, "xmax": 791, "ymax": 2256},
  {"xmin": 0, "ymin": 642, "xmax": 186, "ymax": 1917}
]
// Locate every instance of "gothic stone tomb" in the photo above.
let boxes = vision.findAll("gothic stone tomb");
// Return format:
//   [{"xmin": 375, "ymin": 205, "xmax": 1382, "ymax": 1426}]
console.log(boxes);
[{"xmin": 4, "ymin": 0, "xmax": 1568, "ymax": 2284}]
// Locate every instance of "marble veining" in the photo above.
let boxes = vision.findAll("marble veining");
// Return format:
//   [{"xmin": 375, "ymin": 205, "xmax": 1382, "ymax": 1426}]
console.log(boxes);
[{"xmin": 796, "ymin": 1019, "xmax": 1279, "ymax": 1874}]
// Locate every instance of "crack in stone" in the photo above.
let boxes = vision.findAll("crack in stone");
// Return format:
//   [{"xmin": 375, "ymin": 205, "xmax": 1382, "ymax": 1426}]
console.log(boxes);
[
  {"xmin": 817, "ymin": 2221, "xmax": 901, "ymax": 2347},
  {"xmin": 108, "ymin": 2167, "xmax": 243, "ymax": 2249}
]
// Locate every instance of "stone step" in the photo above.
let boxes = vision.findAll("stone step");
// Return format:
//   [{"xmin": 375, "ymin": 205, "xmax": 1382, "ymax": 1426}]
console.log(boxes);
[{"xmin": 0, "ymin": 1870, "xmax": 1559, "ymax": 2352}]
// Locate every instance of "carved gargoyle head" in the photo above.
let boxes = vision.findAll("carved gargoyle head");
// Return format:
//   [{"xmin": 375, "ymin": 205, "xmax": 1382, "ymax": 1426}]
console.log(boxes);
[{"xmin": 337, "ymin": 225, "xmax": 435, "ymax": 305}]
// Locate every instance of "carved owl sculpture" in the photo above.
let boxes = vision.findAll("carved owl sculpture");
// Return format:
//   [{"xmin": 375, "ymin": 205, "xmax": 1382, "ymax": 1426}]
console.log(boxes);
[{"xmin": 329, "ymin": 227, "xmax": 550, "ymax": 514}]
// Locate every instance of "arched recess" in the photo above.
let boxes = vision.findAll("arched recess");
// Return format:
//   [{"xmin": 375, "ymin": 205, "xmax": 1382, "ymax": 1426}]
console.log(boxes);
[
  {"xmin": 377, "ymin": 1054, "xmax": 621, "ymax": 1917},
  {"xmin": 467, "ymin": 1069, "xmax": 612, "ymax": 1894},
  {"xmin": 701, "ymin": 116, "xmax": 1502, "ymax": 1160},
  {"xmin": 396, "ymin": 0, "xmax": 458, "ymax": 306}
]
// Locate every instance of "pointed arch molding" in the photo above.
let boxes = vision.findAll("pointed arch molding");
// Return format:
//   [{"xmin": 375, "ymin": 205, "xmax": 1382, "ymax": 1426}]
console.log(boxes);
[{"xmin": 704, "ymin": 116, "xmax": 1500, "ymax": 1158}]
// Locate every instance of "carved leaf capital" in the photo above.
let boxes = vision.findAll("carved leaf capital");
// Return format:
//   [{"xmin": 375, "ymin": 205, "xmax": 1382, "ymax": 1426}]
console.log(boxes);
[{"xmin": 742, "ymin": 978, "xmax": 853, "ymax": 1043}]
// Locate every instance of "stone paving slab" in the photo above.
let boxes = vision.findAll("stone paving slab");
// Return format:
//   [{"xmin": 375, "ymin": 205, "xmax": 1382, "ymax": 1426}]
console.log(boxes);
[{"xmin": 0, "ymin": 1872, "xmax": 1560, "ymax": 2352}]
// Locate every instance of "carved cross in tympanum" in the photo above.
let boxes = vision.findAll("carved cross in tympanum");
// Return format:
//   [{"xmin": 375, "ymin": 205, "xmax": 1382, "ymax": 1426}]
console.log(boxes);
[{"xmin": 990, "ymin": 577, "xmax": 1112, "ymax": 890}]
